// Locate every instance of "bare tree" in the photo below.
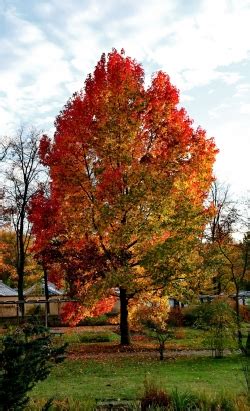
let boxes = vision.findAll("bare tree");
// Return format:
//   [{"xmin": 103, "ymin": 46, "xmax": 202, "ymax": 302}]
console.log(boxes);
[
  {"xmin": 206, "ymin": 181, "xmax": 250, "ymax": 352},
  {"xmin": 206, "ymin": 181, "xmax": 239, "ymax": 294},
  {"xmin": 218, "ymin": 231, "xmax": 250, "ymax": 352},
  {"xmin": 1, "ymin": 127, "xmax": 46, "ymax": 316}
]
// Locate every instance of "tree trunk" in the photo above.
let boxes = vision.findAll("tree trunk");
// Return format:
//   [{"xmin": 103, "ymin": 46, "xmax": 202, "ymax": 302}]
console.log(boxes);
[
  {"xmin": 235, "ymin": 286, "xmax": 244, "ymax": 352},
  {"xmin": 119, "ymin": 287, "xmax": 131, "ymax": 345},
  {"xmin": 17, "ymin": 274, "xmax": 24, "ymax": 319},
  {"xmin": 159, "ymin": 342, "xmax": 165, "ymax": 361},
  {"xmin": 44, "ymin": 266, "xmax": 50, "ymax": 315},
  {"xmin": 245, "ymin": 331, "xmax": 250, "ymax": 357},
  {"xmin": 17, "ymin": 230, "xmax": 25, "ymax": 318}
]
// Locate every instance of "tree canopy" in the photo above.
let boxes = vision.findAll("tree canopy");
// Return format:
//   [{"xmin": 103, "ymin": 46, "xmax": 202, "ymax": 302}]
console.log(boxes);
[{"xmin": 29, "ymin": 50, "xmax": 217, "ymax": 344}]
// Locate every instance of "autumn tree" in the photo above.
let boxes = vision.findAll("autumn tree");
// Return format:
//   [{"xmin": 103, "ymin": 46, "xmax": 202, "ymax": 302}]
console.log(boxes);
[
  {"xmin": 29, "ymin": 50, "xmax": 217, "ymax": 345},
  {"xmin": 0, "ymin": 229, "xmax": 43, "ymax": 291},
  {"xmin": 129, "ymin": 293, "xmax": 172, "ymax": 360},
  {"xmin": 0, "ymin": 127, "xmax": 46, "ymax": 316}
]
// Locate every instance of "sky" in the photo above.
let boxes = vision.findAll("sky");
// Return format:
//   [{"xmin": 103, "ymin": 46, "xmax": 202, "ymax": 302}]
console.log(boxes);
[{"xmin": 0, "ymin": 0, "xmax": 249, "ymax": 200}]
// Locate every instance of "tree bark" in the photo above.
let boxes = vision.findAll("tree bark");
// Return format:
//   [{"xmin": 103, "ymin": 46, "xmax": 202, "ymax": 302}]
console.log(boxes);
[
  {"xmin": 43, "ymin": 266, "xmax": 50, "ymax": 315},
  {"xmin": 235, "ymin": 286, "xmax": 244, "ymax": 352},
  {"xmin": 119, "ymin": 287, "xmax": 131, "ymax": 345},
  {"xmin": 17, "ymin": 227, "xmax": 25, "ymax": 318},
  {"xmin": 159, "ymin": 342, "xmax": 165, "ymax": 360}
]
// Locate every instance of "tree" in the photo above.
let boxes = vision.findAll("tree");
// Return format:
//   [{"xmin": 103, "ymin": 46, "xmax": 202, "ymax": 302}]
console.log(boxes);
[
  {"xmin": 205, "ymin": 181, "xmax": 250, "ymax": 350},
  {"xmin": 217, "ymin": 232, "xmax": 250, "ymax": 352},
  {"xmin": 0, "ymin": 229, "xmax": 42, "ymax": 288},
  {"xmin": 196, "ymin": 297, "xmax": 237, "ymax": 358},
  {"xmin": 0, "ymin": 229, "xmax": 17, "ymax": 286},
  {"xmin": 130, "ymin": 293, "xmax": 173, "ymax": 360},
  {"xmin": 29, "ymin": 50, "xmax": 217, "ymax": 345},
  {"xmin": 204, "ymin": 181, "xmax": 240, "ymax": 295},
  {"xmin": 0, "ymin": 127, "xmax": 46, "ymax": 316}
]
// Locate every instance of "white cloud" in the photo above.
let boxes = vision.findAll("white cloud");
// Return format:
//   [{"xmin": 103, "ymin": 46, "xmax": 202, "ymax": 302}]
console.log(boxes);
[
  {"xmin": 0, "ymin": 0, "xmax": 249, "ymax": 197},
  {"xmin": 240, "ymin": 104, "xmax": 250, "ymax": 114},
  {"xmin": 211, "ymin": 119, "xmax": 250, "ymax": 195},
  {"xmin": 234, "ymin": 83, "xmax": 250, "ymax": 97}
]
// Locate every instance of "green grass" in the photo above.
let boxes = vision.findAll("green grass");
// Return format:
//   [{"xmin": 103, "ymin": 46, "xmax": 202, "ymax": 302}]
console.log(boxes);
[
  {"xmin": 30, "ymin": 355, "xmax": 246, "ymax": 403},
  {"xmin": 1, "ymin": 325, "xmax": 248, "ymax": 408},
  {"xmin": 62, "ymin": 331, "xmax": 120, "ymax": 344},
  {"xmin": 170, "ymin": 327, "xmax": 208, "ymax": 349}
]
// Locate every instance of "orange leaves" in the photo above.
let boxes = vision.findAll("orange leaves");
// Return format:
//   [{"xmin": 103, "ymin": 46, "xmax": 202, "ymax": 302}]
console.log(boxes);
[
  {"xmin": 92, "ymin": 296, "xmax": 116, "ymax": 316},
  {"xmin": 61, "ymin": 302, "xmax": 87, "ymax": 327},
  {"xmin": 29, "ymin": 49, "xmax": 218, "ymax": 327},
  {"xmin": 38, "ymin": 134, "xmax": 52, "ymax": 166},
  {"xmin": 96, "ymin": 166, "xmax": 124, "ymax": 202},
  {"xmin": 61, "ymin": 296, "xmax": 116, "ymax": 326}
]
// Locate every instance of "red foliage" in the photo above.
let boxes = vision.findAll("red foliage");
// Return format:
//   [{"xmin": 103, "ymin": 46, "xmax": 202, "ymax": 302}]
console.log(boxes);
[
  {"xmin": 29, "ymin": 49, "xmax": 218, "ymax": 327},
  {"xmin": 61, "ymin": 296, "xmax": 116, "ymax": 326},
  {"xmin": 92, "ymin": 296, "xmax": 117, "ymax": 316},
  {"xmin": 60, "ymin": 302, "xmax": 86, "ymax": 327}
]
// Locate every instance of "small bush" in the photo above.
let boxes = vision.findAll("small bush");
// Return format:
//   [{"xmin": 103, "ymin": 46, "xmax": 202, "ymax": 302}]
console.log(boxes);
[
  {"xmin": 78, "ymin": 331, "xmax": 119, "ymax": 343},
  {"xmin": 174, "ymin": 328, "xmax": 186, "ymax": 340},
  {"xmin": 79, "ymin": 315, "xmax": 108, "ymax": 326},
  {"xmin": 168, "ymin": 307, "xmax": 184, "ymax": 327},
  {"xmin": 196, "ymin": 299, "xmax": 237, "ymax": 358},
  {"xmin": 239, "ymin": 306, "xmax": 250, "ymax": 323},
  {"xmin": 209, "ymin": 395, "xmax": 237, "ymax": 411},
  {"xmin": 0, "ymin": 323, "xmax": 67, "ymax": 410},
  {"xmin": 140, "ymin": 378, "xmax": 171, "ymax": 410},
  {"xmin": 182, "ymin": 305, "xmax": 201, "ymax": 327},
  {"xmin": 170, "ymin": 388, "xmax": 202, "ymax": 410}
]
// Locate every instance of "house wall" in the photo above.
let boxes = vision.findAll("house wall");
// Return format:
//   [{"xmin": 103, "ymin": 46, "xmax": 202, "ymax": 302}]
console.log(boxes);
[
  {"xmin": 0, "ymin": 296, "xmax": 18, "ymax": 317},
  {"xmin": 24, "ymin": 296, "xmax": 66, "ymax": 316},
  {"xmin": 0, "ymin": 296, "xmax": 67, "ymax": 318}
]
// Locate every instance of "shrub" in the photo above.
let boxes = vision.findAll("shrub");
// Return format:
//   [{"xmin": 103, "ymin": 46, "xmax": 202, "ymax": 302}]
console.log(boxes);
[
  {"xmin": 78, "ymin": 331, "xmax": 119, "ymax": 343},
  {"xmin": 79, "ymin": 314, "xmax": 108, "ymax": 326},
  {"xmin": 140, "ymin": 378, "xmax": 171, "ymax": 410},
  {"xmin": 239, "ymin": 305, "xmax": 250, "ymax": 323},
  {"xmin": 170, "ymin": 388, "xmax": 202, "ymax": 410},
  {"xmin": 196, "ymin": 298, "xmax": 237, "ymax": 358},
  {"xmin": 0, "ymin": 323, "xmax": 67, "ymax": 410},
  {"xmin": 182, "ymin": 305, "xmax": 201, "ymax": 326},
  {"xmin": 167, "ymin": 307, "xmax": 184, "ymax": 327},
  {"xmin": 174, "ymin": 328, "xmax": 186, "ymax": 340}
]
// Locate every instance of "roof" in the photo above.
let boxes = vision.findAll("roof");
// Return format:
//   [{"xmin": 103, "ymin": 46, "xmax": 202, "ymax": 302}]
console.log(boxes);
[
  {"xmin": 0, "ymin": 280, "xmax": 18, "ymax": 296},
  {"xmin": 24, "ymin": 280, "xmax": 64, "ymax": 296}
]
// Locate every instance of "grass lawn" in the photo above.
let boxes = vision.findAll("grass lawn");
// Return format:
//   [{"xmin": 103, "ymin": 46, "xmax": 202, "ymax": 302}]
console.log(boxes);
[
  {"xmin": 30, "ymin": 355, "xmax": 246, "ymax": 403},
  {"xmin": 1, "ymin": 325, "xmax": 248, "ymax": 409}
]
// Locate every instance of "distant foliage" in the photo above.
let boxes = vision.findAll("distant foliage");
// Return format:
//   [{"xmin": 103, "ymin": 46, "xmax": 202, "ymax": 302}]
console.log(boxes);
[{"xmin": 196, "ymin": 298, "xmax": 237, "ymax": 358}]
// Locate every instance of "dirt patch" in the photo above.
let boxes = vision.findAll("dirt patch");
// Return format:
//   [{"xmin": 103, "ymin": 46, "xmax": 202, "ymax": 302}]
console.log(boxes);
[
  {"xmin": 66, "ymin": 341, "xmax": 210, "ymax": 361},
  {"xmin": 51, "ymin": 325, "xmax": 119, "ymax": 334}
]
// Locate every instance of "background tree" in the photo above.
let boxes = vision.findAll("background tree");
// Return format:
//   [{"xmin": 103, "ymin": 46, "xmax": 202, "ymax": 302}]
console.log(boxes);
[
  {"xmin": 217, "ymin": 232, "xmax": 250, "ymax": 352},
  {"xmin": 196, "ymin": 297, "xmax": 237, "ymax": 358},
  {"xmin": 204, "ymin": 181, "xmax": 240, "ymax": 295},
  {"xmin": 30, "ymin": 50, "xmax": 217, "ymax": 345},
  {"xmin": 0, "ymin": 127, "xmax": 46, "ymax": 316},
  {"xmin": 0, "ymin": 229, "xmax": 42, "ymax": 288},
  {"xmin": 0, "ymin": 229, "xmax": 17, "ymax": 286},
  {"xmin": 205, "ymin": 181, "xmax": 250, "ymax": 350}
]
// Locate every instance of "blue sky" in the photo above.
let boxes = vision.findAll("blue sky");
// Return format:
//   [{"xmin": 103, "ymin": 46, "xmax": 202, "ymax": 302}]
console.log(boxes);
[{"xmin": 0, "ymin": 0, "xmax": 249, "ymax": 198}]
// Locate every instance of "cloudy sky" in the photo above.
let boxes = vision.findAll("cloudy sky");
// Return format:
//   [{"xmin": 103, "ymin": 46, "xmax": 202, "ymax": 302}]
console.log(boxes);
[{"xmin": 0, "ymin": 0, "xmax": 249, "ymax": 198}]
